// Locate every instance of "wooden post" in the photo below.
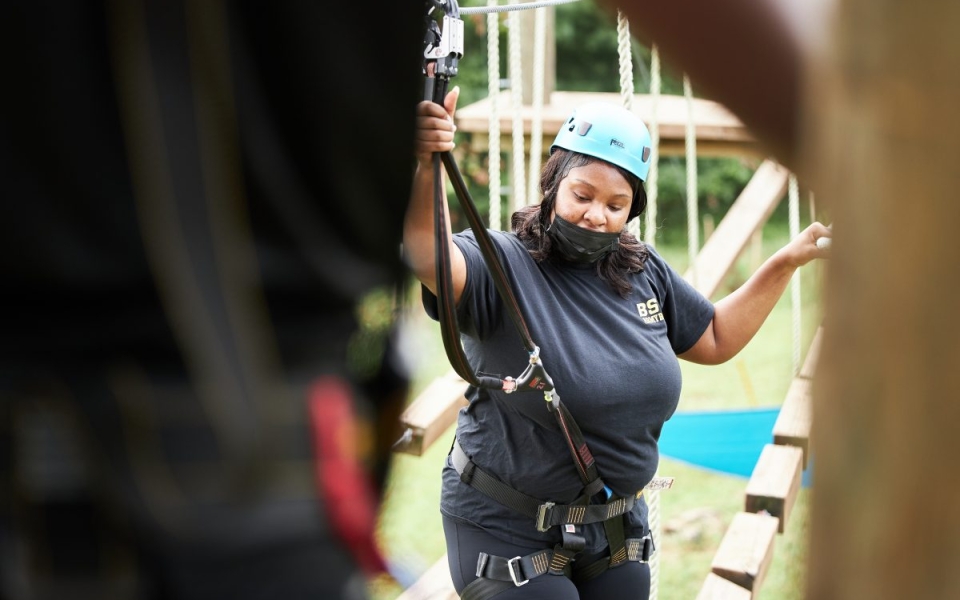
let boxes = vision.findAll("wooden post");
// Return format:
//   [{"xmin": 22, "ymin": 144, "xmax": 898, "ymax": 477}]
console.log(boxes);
[
  {"xmin": 772, "ymin": 376, "xmax": 812, "ymax": 467},
  {"xmin": 393, "ymin": 371, "xmax": 468, "ymax": 456},
  {"xmin": 697, "ymin": 573, "xmax": 753, "ymax": 600},
  {"xmin": 745, "ymin": 444, "xmax": 804, "ymax": 533},
  {"xmin": 710, "ymin": 512, "xmax": 780, "ymax": 592},
  {"xmin": 802, "ymin": 2, "xmax": 960, "ymax": 599}
]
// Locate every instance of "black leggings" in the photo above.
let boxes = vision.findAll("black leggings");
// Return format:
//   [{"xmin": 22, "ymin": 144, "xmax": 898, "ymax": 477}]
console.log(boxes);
[{"xmin": 442, "ymin": 515, "xmax": 651, "ymax": 600}]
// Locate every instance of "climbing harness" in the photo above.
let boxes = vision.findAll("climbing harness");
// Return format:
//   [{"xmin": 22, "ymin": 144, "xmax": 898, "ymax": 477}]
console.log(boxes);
[{"xmin": 421, "ymin": 2, "xmax": 653, "ymax": 595}]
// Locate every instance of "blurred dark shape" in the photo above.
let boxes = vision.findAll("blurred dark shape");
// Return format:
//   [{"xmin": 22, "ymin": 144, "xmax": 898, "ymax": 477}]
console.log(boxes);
[{"xmin": 0, "ymin": 0, "xmax": 423, "ymax": 598}]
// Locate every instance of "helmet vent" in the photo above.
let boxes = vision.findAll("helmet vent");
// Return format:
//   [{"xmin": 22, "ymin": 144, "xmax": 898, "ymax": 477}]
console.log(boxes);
[
  {"xmin": 642, "ymin": 146, "xmax": 651, "ymax": 162},
  {"xmin": 577, "ymin": 121, "xmax": 593, "ymax": 136}
]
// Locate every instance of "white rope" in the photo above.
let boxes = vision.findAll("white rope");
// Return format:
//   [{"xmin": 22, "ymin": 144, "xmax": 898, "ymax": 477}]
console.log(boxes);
[
  {"xmin": 616, "ymin": 11, "xmax": 641, "ymax": 240},
  {"xmin": 616, "ymin": 11, "xmax": 634, "ymax": 111},
  {"xmin": 788, "ymin": 173, "xmax": 802, "ymax": 375},
  {"xmin": 644, "ymin": 45, "xmax": 661, "ymax": 247},
  {"xmin": 615, "ymin": 15, "xmax": 662, "ymax": 599},
  {"xmin": 647, "ymin": 487, "xmax": 662, "ymax": 600},
  {"xmin": 684, "ymin": 75, "xmax": 699, "ymax": 285},
  {"xmin": 526, "ymin": 7, "xmax": 547, "ymax": 206},
  {"xmin": 645, "ymin": 49, "xmax": 664, "ymax": 600},
  {"xmin": 507, "ymin": 0, "xmax": 526, "ymax": 210},
  {"xmin": 487, "ymin": 1, "xmax": 503, "ymax": 230}
]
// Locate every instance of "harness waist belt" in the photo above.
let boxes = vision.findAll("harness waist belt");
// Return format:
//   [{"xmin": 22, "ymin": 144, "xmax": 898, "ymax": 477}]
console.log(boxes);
[
  {"xmin": 451, "ymin": 440, "xmax": 638, "ymax": 531},
  {"xmin": 474, "ymin": 535, "xmax": 654, "ymax": 587}
]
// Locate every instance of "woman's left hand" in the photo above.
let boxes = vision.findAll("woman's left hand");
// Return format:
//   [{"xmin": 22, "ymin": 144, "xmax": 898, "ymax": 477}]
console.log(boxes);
[{"xmin": 779, "ymin": 221, "xmax": 832, "ymax": 267}]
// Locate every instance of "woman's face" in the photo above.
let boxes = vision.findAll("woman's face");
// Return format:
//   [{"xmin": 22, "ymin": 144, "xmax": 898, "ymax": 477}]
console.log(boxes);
[{"xmin": 550, "ymin": 161, "xmax": 633, "ymax": 234}]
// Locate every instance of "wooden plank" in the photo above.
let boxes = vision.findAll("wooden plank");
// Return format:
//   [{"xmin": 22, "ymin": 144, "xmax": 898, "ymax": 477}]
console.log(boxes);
[
  {"xmin": 745, "ymin": 444, "xmax": 804, "ymax": 533},
  {"xmin": 696, "ymin": 573, "xmax": 753, "ymax": 600},
  {"xmin": 684, "ymin": 159, "xmax": 790, "ymax": 298},
  {"xmin": 454, "ymin": 90, "xmax": 762, "ymax": 159},
  {"xmin": 395, "ymin": 556, "xmax": 458, "ymax": 600},
  {"xmin": 711, "ymin": 512, "xmax": 780, "ymax": 592},
  {"xmin": 798, "ymin": 326, "xmax": 824, "ymax": 380},
  {"xmin": 772, "ymin": 377, "xmax": 813, "ymax": 467},
  {"xmin": 393, "ymin": 371, "xmax": 468, "ymax": 456}
]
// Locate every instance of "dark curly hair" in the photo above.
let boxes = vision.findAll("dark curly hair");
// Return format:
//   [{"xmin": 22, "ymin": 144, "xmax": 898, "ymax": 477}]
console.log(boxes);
[{"xmin": 511, "ymin": 149, "xmax": 649, "ymax": 298}]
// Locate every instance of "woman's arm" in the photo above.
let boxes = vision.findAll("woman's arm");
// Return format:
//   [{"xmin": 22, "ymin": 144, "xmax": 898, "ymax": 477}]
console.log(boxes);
[
  {"xmin": 402, "ymin": 87, "xmax": 468, "ymax": 302},
  {"xmin": 679, "ymin": 222, "xmax": 831, "ymax": 365}
]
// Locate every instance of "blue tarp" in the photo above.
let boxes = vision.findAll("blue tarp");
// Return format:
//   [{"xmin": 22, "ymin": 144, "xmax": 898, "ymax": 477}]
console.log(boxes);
[{"xmin": 659, "ymin": 407, "xmax": 813, "ymax": 486}]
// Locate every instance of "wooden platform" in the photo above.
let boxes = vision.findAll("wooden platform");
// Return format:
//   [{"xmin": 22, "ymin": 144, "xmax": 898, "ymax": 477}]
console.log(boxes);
[{"xmin": 455, "ymin": 91, "xmax": 762, "ymax": 159}]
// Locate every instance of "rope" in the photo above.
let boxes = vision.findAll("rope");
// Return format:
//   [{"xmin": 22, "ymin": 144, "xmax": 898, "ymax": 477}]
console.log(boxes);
[
  {"xmin": 461, "ymin": 0, "xmax": 581, "ymax": 15},
  {"xmin": 647, "ymin": 487, "xmax": 662, "ymax": 600},
  {"xmin": 614, "ymin": 16, "xmax": 662, "ymax": 599},
  {"xmin": 644, "ymin": 45, "xmax": 661, "ymax": 246},
  {"xmin": 507, "ymin": 1, "xmax": 526, "ymax": 210},
  {"xmin": 645, "ymin": 45, "xmax": 664, "ymax": 600},
  {"xmin": 616, "ymin": 11, "xmax": 634, "ymax": 111},
  {"xmin": 788, "ymin": 173, "xmax": 802, "ymax": 375},
  {"xmin": 683, "ymin": 75, "xmax": 699, "ymax": 285},
  {"xmin": 526, "ymin": 6, "xmax": 547, "ymax": 206},
  {"xmin": 616, "ymin": 10, "xmax": 641, "ymax": 240},
  {"xmin": 487, "ymin": 1, "xmax": 502, "ymax": 230}
]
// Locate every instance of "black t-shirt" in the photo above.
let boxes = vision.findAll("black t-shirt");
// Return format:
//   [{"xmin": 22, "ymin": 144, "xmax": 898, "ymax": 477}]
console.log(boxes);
[{"xmin": 425, "ymin": 229, "xmax": 714, "ymax": 552}]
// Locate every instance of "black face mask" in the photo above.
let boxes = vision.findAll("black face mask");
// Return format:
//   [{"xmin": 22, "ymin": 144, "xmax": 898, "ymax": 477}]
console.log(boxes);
[{"xmin": 547, "ymin": 215, "xmax": 621, "ymax": 264}]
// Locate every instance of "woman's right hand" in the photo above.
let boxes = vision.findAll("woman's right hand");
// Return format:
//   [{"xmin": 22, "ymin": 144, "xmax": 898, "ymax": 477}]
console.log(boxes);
[{"xmin": 414, "ymin": 86, "xmax": 460, "ymax": 167}]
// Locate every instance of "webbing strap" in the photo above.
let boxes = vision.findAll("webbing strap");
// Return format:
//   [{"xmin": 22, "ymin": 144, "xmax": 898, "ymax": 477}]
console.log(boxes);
[
  {"xmin": 427, "ymin": 74, "xmax": 536, "ymax": 391},
  {"xmin": 603, "ymin": 514, "xmax": 628, "ymax": 567},
  {"xmin": 451, "ymin": 441, "xmax": 635, "ymax": 531},
  {"xmin": 549, "ymin": 394, "xmax": 602, "ymax": 487},
  {"xmin": 431, "ymin": 152, "xmax": 500, "ymax": 388},
  {"xmin": 451, "ymin": 440, "xmax": 543, "ymax": 517},
  {"xmin": 464, "ymin": 536, "xmax": 654, "ymax": 599}
]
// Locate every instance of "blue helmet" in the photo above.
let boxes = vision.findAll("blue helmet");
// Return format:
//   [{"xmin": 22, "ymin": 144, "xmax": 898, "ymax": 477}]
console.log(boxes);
[{"xmin": 550, "ymin": 102, "xmax": 653, "ymax": 183}]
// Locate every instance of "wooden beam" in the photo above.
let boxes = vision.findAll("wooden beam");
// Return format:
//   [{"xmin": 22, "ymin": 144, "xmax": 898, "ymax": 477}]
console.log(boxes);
[
  {"xmin": 684, "ymin": 159, "xmax": 789, "ymax": 298},
  {"xmin": 772, "ymin": 376, "xmax": 813, "ymax": 467},
  {"xmin": 454, "ymin": 91, "xmax": 762, "ymax": 159},
  {"xmin": 798, "ymin": 326, "xmax": 824, "ymax": 380},
  {"xmin": 393, "ymin": 371, "xmax": 468, "ymax": 456},
  {"xmin": 745, "ymin": 444, "xmax": 804, "ymax": 533},
  {"xmin": 711, "ymin": 511, "xmax": 780, "ymax": 592},
  {"xmin": 395, "ymin": 556, "xmax": 458, "ymax": 600},
  {"xmin": 696, "ymin": 573, "xmax": 753, "ymax": 600}
]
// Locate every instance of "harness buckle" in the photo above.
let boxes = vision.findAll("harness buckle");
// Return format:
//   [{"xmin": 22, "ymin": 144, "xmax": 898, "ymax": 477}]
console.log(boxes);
[
  {"xmin": 641, "ymin": 534, "xmax": 654, "ymax": 562},
  {"xmin": 536, "ymin": 501, "xmax": 555, "ymax": 532},
  {"xmin": 507, "ymin": 556, "xmax": 529, "ymax": 586}
]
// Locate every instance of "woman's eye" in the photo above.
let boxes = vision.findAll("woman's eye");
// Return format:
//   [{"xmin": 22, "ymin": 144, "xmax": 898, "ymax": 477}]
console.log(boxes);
[{"xmin": 608, "ymin": 205, "xmax": 624, "ymax": 212}]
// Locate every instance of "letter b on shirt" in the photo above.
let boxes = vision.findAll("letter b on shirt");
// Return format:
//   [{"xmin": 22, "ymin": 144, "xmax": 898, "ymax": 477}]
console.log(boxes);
[{"xmin": 636, "ymin": 298, "xmax": 660, "ymax": 317}]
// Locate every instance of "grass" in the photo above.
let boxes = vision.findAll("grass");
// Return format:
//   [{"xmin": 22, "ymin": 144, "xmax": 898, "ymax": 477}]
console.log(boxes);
[{"xmin": 370, "ymin": 226, "xmax": 824, "ymax": 600}]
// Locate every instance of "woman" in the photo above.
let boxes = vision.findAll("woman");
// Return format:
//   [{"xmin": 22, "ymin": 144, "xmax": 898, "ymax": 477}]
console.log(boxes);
[{"xmin": 403, "ymin": 87, "xmax": 829, "ymax": 600}]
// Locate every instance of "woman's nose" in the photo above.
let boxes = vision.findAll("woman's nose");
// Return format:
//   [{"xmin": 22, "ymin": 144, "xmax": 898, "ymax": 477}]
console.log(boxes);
[{"xmin": 583, "ymin": 203, "xmax": 605, "ymax": 228}]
